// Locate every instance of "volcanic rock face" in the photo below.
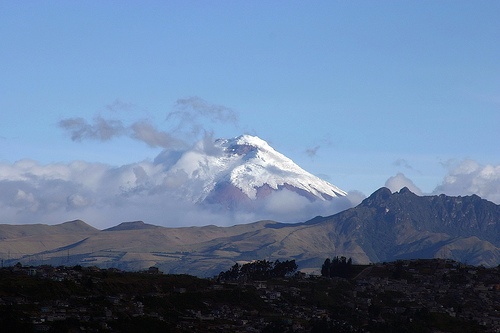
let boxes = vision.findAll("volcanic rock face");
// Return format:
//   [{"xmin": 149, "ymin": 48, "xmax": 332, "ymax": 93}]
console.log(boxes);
[{"xmin": 311, "ymin": 187, "xmax": 500, "ymax": 267}]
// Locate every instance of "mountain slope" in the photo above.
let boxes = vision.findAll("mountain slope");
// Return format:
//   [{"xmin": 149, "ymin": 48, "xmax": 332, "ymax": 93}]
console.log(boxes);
[
  {"xmin": 0, "ymin": 220, "xmax": 99, "ymax": 259},
  {"xmin": 307, "ymin": 187, "xmax": 500, "ymax": 266},
  {"xmin": 1, "ymin": 189, "xmax": 498, "ymax": 276}
]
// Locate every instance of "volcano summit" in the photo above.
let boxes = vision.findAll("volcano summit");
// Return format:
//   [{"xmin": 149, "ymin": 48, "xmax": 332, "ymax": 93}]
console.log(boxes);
[{"xmin": 157, "ymin": 135, "xmax": 346, "ymax": 207}]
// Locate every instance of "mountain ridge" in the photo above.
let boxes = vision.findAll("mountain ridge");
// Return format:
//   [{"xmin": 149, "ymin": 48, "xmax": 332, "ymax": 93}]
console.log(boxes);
[
  {"xmin": 0, "ymin": 188, "xmax": 498, "ymax": 276},
  {"xmin": 104, "ymin": 221, "xmax": 159, "ymax": 231}
]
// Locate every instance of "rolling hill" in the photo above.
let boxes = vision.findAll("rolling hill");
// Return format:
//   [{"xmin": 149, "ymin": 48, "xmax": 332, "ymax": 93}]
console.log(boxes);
[{"xmin": 0, "ymin": 187, "xmax": 498, "ymax": 276}]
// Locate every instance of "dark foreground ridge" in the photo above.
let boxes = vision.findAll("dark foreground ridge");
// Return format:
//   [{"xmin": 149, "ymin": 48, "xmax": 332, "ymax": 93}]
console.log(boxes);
[{"xmin": 1, "ymin": 259, "xmax": 498, "ymax": 332}]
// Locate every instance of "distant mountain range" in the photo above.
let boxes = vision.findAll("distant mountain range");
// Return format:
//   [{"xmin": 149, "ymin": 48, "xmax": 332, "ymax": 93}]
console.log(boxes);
[
  {"xmin": 1, "ymin": 187, "xmax": 498, "ymax": 276},
  {"xmin": 156, "ymin": 134, "xmax": 347, "ymax": 206}
]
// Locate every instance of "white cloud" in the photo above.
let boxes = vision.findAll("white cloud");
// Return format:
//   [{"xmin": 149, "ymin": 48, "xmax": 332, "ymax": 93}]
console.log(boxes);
[
  {"xmin": 263, "ymin": 190, "xmax": 310, "ymax": 216},
  {"xmin": 59, "ymin": 96, "xmax": 239, "ymax": 150},
  {"xmin": 130, "ymin": 121, "xmax": 184, "ymax": 148},
  {"xmin": 105, "ymin": 99, "xmax": 135, "ymax": 113},
  {"xmin": 305, "ymin": 145, "xmax": 320, "ymax": 158},
  {"xmin": 169, "ymin": 97, "xmax": 239, "ymax": 129},
  {"xmin": 0, "ymin": 148, "xmax": 362, "ymax": 228},
  {"xmin": 0, "ymin": 98, "xmax": 366, "ymax": 228},
  {"xmin": 6, "ymin": 139, "xmax": 497, "ymax": 230},
  {"xmin": 59, "ymin": 117, "xmax": 126, "ymax": 141},
  {"xmin": 67, "ymin": 194, "xmax": 93, "ymax": 209},
  {"xmin": 393, "ymin": 158, "xmax": 413, "ymax": 170},
  {"xmin": 250, "ymin": 189, "xmax": 365, "ymax": 223},
  {"xmin": 14, "ymin": 189, "xmax": 39, "ymax": 211},
  {"xmin": 433, "ymin": 159, "xmax": 500, "ymax": 204},
  {"xmin": 164, "ymin": 97, "xmax": 240, "ymax": 143},
  {"xmin": 385, "ymin": 172, "xmax": 423, "ymax": 195},
  {"xmin": 343, "ymin": 190, "xmax": 366, "ymax": 207}
]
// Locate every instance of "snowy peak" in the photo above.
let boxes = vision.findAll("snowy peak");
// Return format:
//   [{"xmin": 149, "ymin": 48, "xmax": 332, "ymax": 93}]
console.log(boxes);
[
  {"xmin": 167, "ymin": 135, "xmax": 347, "ymax": 205},
  {"xmin": 221, "ymin": 135, "xmax": 346, "ymax": 200},
  {"xmin": 220, "ymin": 134, "xmax": 270, "ymax": 154}
]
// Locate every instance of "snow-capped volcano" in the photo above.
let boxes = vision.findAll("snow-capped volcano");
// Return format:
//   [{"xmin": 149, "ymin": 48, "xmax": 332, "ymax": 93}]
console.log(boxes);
[{"xmin": 160, "ymin": 135, "xmax": 346, "ymax": 206}]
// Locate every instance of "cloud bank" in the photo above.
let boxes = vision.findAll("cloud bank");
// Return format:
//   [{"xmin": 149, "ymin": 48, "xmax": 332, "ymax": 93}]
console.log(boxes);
[
  {"xmin": 2, "ymin": 153, "xmax": 498, "ymax": 230},
  {"xmin": 385, "ymin": 172, "xmax": 423, "ymax": 195},
  {"xmin": 0, "ymin": 156, "xmax": 362, "ymax": 229},
  {"xmin": 433, "ymin": 159, "xmax": 500, "ymax": 203},
  {"xmin": 384, "ymin": 160, "xmax": 500, "ymax": 204},
  {"xmin": 0, "ymin": 97, "xmax": 362, "ymax": 229},
  {"xmin": 3, "ymin": 98, "xmax": 498, "ymax": 229}
]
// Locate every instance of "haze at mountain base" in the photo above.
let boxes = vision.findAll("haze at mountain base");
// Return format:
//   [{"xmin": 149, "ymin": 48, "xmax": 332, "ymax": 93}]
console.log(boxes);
[{"xmin": 0, "ymin": 135, "xmax": 355, "ymax": 228}]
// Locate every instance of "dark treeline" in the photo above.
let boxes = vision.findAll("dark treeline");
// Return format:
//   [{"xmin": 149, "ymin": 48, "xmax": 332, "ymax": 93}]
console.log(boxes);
[
  {"xmin": 217, "ymin": 259, "xmax": 298, "ymax": 281},
  {"xmin": 321, "ymin": 256, "xmax": 353, "ymax": 278}
]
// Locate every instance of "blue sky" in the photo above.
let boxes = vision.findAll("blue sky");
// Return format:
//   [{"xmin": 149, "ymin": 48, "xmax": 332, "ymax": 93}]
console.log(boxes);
[{"xmin": 0, "ymin": 1, "xmax": 499, "ymax": 227}]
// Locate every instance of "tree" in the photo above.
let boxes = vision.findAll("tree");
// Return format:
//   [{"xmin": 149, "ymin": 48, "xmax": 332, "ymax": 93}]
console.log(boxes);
[
  {"xmin": 217, "ymin": 263, "xmax": 240, "ymax": 282},
  {"xmin": 271, "ymin": 259, "xmax": 298, "ymax": 278},
  {"xmin": 321, "ymin": 258, "xmax": 331, "ymax": 277},
  {"xmin": 218, "ymin": 259, "xmax": 298, "ymax": 281},
  {"xmin": 321, "ymin": 256, "xmax": 352, "ymax": 278}
]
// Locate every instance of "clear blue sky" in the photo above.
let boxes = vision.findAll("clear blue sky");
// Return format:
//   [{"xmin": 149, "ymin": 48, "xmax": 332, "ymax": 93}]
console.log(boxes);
[{"xmin": 0, "ymin": 1, "xmax": 499, "ymax": 227}]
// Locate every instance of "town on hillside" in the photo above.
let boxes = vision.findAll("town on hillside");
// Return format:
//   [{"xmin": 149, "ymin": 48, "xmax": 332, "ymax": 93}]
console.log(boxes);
[{"xmin": 0, "ymin": 259, "xmax": 498, "ymax": 332}]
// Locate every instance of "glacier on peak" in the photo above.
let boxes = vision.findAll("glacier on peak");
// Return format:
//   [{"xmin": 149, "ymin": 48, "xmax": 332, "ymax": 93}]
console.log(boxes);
[{"xmin": 162, "ymin": 134, "xmax": 347, "ymax": 204}]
